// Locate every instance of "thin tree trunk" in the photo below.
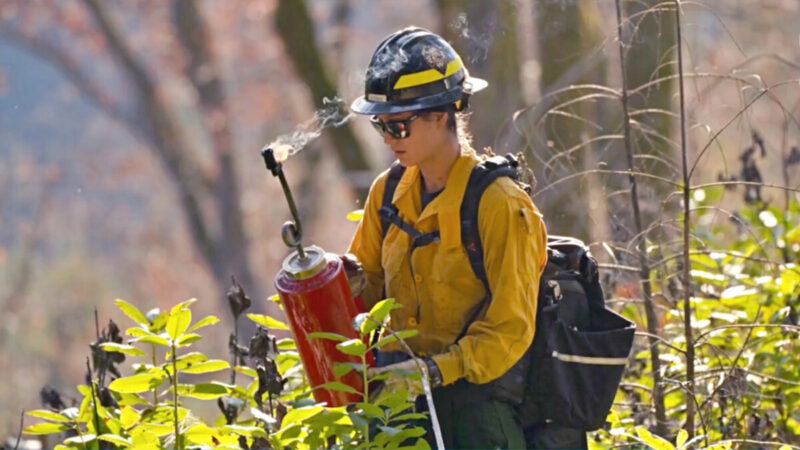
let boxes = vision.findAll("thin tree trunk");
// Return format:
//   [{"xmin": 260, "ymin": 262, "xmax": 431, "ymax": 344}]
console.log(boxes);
[
  {"xmin": 172, "ymin": 0, "xmax": 264, "ymax": 308},
  {"xmin": 533, "ymin": 0, "xmax": 607, "ymax": 241},
  {"xmin": 273, "ymin": 0, "xmax": 372, "ymax": 201},
  {"xmin": 82, "ymin": 0, "xmax": 243, "ymax": 306}
]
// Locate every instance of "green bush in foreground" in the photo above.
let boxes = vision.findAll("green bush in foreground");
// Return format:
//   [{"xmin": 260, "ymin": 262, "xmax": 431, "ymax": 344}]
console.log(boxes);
[{"xmin": 22, "ymin": 294, "xmax": 428, "ymax": 450}]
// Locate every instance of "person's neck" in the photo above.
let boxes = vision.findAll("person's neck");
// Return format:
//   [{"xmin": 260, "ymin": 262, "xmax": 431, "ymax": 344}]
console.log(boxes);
[{"xmin": 418, "ymin": 137, "xmax": 460, "ymax": 193}]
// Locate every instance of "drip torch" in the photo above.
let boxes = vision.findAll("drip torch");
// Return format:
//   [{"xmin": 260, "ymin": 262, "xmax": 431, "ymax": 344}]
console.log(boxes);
[{"xmin": 262, "ymin": 145, "xmax": 372, "ymax": 407}]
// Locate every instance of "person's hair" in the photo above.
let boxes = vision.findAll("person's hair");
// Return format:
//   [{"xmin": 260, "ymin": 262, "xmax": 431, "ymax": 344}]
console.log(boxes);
[{"xmin": 422, "ymin": 103, "xmax": 475, "ymax": 154}]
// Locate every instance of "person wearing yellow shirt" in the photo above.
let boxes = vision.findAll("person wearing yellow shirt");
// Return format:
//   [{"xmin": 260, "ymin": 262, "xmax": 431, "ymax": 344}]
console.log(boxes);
[{"xmin": 347, "ymin": 27, "xmax": 547, "ymax": 449}]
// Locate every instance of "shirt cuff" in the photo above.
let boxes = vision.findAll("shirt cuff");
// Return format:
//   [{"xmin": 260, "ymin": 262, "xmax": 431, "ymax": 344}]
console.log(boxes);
[{"xmin": 432, "ymin": 349, "xmax": 464, "ymax": 386}]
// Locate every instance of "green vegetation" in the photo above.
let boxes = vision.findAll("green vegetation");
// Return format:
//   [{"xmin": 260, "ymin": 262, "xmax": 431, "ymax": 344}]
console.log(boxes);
[{"xmin": 22, "ymin": 294, "xmax": 428, "ymax": 449}]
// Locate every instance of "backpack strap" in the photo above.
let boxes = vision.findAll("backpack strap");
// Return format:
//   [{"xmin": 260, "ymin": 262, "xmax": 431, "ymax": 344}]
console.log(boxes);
[
  {"xmin": 454, "ymin": 154, "xmax": 520, "ymax": 342},
  {"xmin": 381, "ymin": 162, "xmax": 406, "ymax": 238}
]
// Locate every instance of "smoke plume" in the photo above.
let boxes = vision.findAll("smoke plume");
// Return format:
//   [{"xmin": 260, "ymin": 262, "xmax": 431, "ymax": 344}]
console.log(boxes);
[
  {"xmin": 450, "ymin": 12, "xmax": 497, "ymax": 63},
  {"xmin": 264, "ymin": 97, "xmax": 353, "ymax": 162}
]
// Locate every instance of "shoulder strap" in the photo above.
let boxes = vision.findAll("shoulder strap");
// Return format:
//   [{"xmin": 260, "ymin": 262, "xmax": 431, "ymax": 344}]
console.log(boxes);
[
  {"xmin": 455, "ymin": 154, "xmax": 520, "ymax": 341},
  {"xmin": 381, "ymin": 162, "xmax": 406, "ymax": 238}
]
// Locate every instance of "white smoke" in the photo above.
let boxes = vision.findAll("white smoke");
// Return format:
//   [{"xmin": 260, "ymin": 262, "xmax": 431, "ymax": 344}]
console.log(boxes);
[
  {"xmin": 366, "ymin": 46, "xmax": 410, "ymax": 80},
  {"xmin": 265, "ymin": 97, "xmax": 353, "ymax": 161},
  {"xmin": 450, "ymin": 12, "xmax": 496, "ymax": 63}
]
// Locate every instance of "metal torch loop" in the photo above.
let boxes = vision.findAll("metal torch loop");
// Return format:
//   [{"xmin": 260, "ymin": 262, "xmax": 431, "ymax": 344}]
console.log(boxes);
[{"xmin": 262, "ymin": 147, "xmax": 306, "ymax": 260}]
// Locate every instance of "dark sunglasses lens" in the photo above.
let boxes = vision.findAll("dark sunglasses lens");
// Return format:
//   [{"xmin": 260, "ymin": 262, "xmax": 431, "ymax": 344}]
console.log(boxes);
[{"xmin": 385, "ymin": 122, "xmax": 405, "ymax": 139}]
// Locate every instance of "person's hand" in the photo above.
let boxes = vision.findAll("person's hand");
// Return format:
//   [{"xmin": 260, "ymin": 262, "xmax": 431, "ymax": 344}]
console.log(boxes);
[
  {"xmin": 340, "ymin": 253, "xmax": 366, "ymax": 298},
  {"xmin": 366, "ymin": 358, "xmax": 427, "ymax": 400}
]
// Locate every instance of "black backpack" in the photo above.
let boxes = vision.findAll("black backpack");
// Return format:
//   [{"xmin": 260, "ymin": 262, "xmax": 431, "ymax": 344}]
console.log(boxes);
[{"xmin": 377, "ymin": 154, "xmax": 635, "ymax": 432}]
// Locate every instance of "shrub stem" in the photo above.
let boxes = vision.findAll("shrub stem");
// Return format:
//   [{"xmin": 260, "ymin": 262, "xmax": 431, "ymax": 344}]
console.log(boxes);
[
  {"xmin": 614, "ymin": 0, "xmax": 667, "ymax": 435},
  {"xmin": 674, "ymin": 0, "xmax": 696, "ymax": 439}
]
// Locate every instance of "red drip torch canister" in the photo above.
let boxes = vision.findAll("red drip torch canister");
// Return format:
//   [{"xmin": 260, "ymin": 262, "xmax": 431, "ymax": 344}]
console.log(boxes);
[{"xmin": 275, "ymin": 245, "xmax": 374, "ymax": 407}]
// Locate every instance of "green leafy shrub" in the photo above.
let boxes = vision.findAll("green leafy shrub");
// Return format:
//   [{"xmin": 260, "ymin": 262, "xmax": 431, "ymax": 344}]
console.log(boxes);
[{"xmin": 22, "ymin": 293, "xmax": 430, "ymax": 450}]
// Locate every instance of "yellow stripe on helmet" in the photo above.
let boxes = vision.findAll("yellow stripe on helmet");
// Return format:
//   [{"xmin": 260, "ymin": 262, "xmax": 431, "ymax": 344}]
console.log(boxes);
[{"xmin": 393, "ymin": 58, "xmax": 463, "ymax": 90}]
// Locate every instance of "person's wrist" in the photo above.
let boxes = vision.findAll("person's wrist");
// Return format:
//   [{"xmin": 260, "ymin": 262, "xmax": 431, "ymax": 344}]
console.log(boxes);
[{"xmin": 423, "ymin": 357, "xmax": 442, "ymax": 388}]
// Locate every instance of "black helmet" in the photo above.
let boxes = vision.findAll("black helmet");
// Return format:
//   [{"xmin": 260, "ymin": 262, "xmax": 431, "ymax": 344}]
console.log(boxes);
[{"xmin": 350, "ymin": 27, "xmax": 488, "ymax": 115}]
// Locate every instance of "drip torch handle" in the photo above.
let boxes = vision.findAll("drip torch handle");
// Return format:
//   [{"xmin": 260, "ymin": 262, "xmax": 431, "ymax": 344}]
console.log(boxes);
[{"xmin": 262, "ymin": 147, "xmax": 306, "ymax": 260}]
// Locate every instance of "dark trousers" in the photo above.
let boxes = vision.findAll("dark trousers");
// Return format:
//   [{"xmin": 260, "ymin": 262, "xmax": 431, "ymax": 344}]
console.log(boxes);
[
  {"xmin": 377, "ymin": 351, "xmax": 526, "ymax": 449},
  {"xmin": 417, "ymin": 380, "xmax": 526, "ymax": 449}
]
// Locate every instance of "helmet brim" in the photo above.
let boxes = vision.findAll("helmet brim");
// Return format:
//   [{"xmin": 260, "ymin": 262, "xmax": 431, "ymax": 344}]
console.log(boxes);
[{"xmin": 350, "ymin": 76, "xmax": 489, "ymax": 115}]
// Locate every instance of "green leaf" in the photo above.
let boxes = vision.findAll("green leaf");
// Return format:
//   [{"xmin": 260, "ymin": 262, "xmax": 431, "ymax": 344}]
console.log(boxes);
[
  {"xmin": 719, "ymin": 286, "xmax": 759, "ymax": 306},
  {"xmin": 180, "ymin": 382, "xmax": 229, "ymax": 399},
  {"xmin": 23, "ymin": 422, "xmax": 71, "ymax": 435},
  {"xmin": 133, "ymin": 334, "xmax": 169, "ymax": 347},
  {"xmin": 371, "ymin": 329, "xmax": 419, "ymax": 350},
  {"xmin": 170, "ymin": 298, "xmax": 197, "ymax": 315},
  {"xmin": 390, "ymin": 412, "xmax": 428, "ymax": 422},
  {"xmin": 98, "ymin": 434, "xmax": 132, "ymax": 447},
  {"xmin": 780, "ymin": 264, "xmax": 800, "ymax": 295},
  {"xmin": 675, "ymin": 429, "xmax": 688, "ymax": 449},
  {"xmin": 250, "ymin": 407, "xmax": 277, "ymax": 425},
  {"xmin": 234, "ymin": 365, "xmax": 259, "ymax": 378},
  {"xmin": 167, "ymin": 307, "xmax": 192, "ymax": 340},
  {"xmin": 787, "ymin": 224, "xmax": 800, "ymax": 243},
  {"xmin": 367, "ymin": 298, "xmax": 401, "ymax": 328},
  {"xmin": 64, "ymin": 433, "xmax": 96, "ymax": 445},
  {"xmin": 247, "ymin": 313, "xmax": 290, "ymax": 330},
  {"xmin": 307, "ymin": 331, "xmax": 349, "ymax": 342},
  {"xmin": 176, "ymin": 333, "xmax": 202, "ymax": 347},
  {"xmin": 99, "ymin": 343, "xmax": 146, "ymax": 356},
  {"xmin": 356, "ymin": 402, "xmax": 385, "ymax": 420},
  {"xmin": 347, "ymin": 209, "xmax": 364, "ymax": 222},
  {"xmin": 26, "ymin": 410, "xmax": 70, "ymax": 423},
  {"xmin": 221, "ymin": 424, "xmax": 268, "ymax": 438},
  {"xmin": 181, "ymin": 359, "xmax": 230, "ymax": 374},
  {"xmin": 276, "ymin": 338, "xmax": 296, "ymax": 350},
  {"xmin": 114, "ymin": 299, "xmax": 149, "ymax": 325},
  {"xmin": 148, "ymin": 310, "xmax": 168, "ymax": 332},
  {"xmin": 187, "ymin": 315, "xmax": 220, "ymax": 333},
  {"xmin": 316, "ymin": 381, "xmax": 360, "ymax": 395},
  {"xmin": 174, "ymin": 352, "xmax": 208, "ymax": 371},
  {"xmin": 131, "ymin": 430, "xmax": 160, "ymax": 447},
  {"xmin": 334, "ymin": 362, "xmax": 356, "ymax": 378},
  {"xmin": 138, "ymin": 422, "xmax": 173, "ymax": 437},
  {"xmin": 185, "ymin": 423, "xmax": 220, "ymax": 445},
  {"xmin": 336, "ymin": 338, "xmax": 367, "ymax": 356},
  {"xmin": 281, "ymin": 405, "xmax": 325, "ymax": 427},
  {"xmin": 125, "ymin": 327, "xmax": 152, "ymax": 338},
  {"xmin": 119, "ymin": 406, "xmax": 140, "ymax": 429},
  {"xmin": 635, "ymin": 427, "xmax": 674, "ymax": 450},
  {"xmin": 108, "ymin": 373, "xmax": 164, "ymax": 394}
]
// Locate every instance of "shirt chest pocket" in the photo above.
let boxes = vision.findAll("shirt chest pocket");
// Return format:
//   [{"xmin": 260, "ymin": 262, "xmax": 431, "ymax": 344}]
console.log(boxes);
[{"xmin": 431, "ymin": 245, "xmax": 485, "ymax": 333}]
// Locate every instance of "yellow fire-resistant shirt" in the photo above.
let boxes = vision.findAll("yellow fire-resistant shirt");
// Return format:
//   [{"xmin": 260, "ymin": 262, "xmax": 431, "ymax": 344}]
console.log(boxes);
[{"xmin": 347, "ymin": 153, "xmax": 547, "ymax": 387}]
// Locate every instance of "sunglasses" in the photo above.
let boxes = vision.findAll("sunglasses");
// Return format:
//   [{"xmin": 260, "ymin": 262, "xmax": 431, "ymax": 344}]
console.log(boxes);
[{"xmin": 369, "ymin": 113, "xmax": 421, "ymax": 139}]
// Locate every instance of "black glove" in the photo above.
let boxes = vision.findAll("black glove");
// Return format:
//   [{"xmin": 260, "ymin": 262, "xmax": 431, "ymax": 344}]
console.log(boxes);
[{"xmin": 340, "ymin": 253, "xmax": 366, "ymax": 298}]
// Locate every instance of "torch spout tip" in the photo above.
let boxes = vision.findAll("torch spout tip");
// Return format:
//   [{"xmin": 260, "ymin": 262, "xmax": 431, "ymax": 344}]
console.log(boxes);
[{"xmin": 262, "ymin": 147, "xmax": 281, "ymax": 176}]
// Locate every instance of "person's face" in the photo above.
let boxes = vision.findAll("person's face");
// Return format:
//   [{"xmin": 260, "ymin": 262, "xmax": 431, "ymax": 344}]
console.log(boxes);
[{"xmin": 373, "ymin": 111, "xmax": 449, "ymax": 167}]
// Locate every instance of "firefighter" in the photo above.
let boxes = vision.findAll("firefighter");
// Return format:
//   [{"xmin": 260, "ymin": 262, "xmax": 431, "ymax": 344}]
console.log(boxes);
[{"xmin": 347, "ymin": 27, "xmax": 548, "ymax": 449}]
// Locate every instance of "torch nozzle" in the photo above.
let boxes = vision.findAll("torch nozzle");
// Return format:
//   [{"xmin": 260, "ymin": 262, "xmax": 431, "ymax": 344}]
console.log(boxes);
[
  {"xmin": 262, "ymin": 147, "xmax": 281, "ymax": 176},
  {"xmin": 261, "ymin": 146, "xmax": 306, "ymax": 260}
]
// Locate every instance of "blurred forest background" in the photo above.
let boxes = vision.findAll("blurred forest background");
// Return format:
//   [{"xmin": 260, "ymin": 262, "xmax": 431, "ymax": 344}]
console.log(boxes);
[{"xmin": 1, "ymin": 0, "xmax": 799, "ymax": 445}]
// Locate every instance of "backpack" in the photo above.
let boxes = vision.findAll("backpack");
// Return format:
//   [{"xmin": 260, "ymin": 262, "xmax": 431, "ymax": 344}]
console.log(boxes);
[{"xmin": 377, "ymin": 153, "xmax": 635, "ymax": 432}]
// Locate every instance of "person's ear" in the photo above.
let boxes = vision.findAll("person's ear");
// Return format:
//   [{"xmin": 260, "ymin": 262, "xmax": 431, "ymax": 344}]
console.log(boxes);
[{"xmin": 435, "ymin": 112, "xmax": 448, "ymax": 129}]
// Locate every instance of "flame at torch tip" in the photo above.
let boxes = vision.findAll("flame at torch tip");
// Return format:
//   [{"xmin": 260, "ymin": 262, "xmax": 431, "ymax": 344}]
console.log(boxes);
[{"xmin": 270, "ymin": 143, "xmax": 292, "ymax": 164}]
